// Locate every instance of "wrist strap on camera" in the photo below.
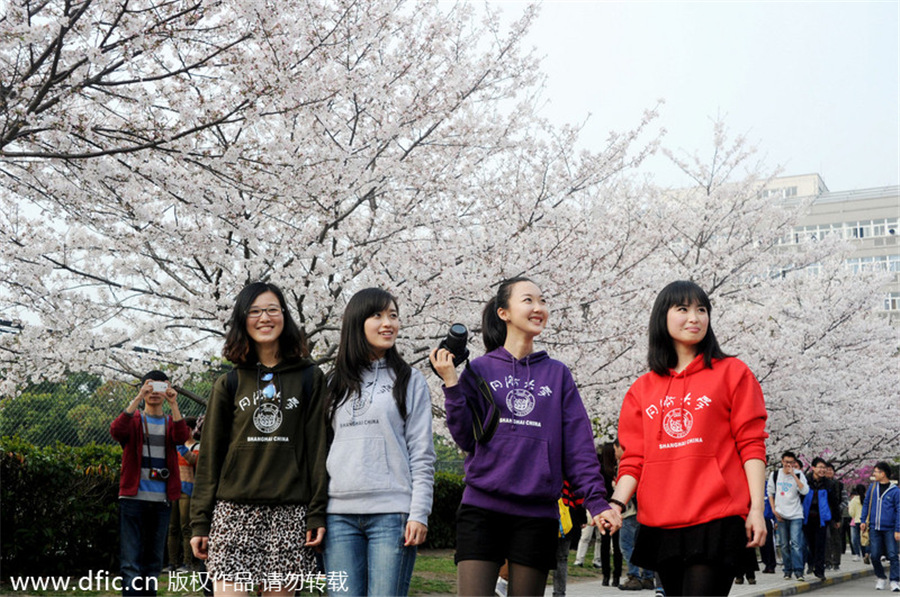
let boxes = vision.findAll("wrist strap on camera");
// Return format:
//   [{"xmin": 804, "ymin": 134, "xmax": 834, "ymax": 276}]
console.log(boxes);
[{"xmin": 464, "ymin": 360, "xmax": 500, "ymax": 444}]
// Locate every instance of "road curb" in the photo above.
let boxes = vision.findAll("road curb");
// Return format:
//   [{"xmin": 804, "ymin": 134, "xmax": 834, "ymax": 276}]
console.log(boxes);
[{"xmin": 748, "ymin": 567, "xmax": 875, "ymax": 597}]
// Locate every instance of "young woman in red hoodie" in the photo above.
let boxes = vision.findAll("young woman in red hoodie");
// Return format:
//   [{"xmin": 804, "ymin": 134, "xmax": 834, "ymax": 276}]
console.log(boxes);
[{"xmin": 608, "ymin": 280, "xmax": 768, "ymax": 596}]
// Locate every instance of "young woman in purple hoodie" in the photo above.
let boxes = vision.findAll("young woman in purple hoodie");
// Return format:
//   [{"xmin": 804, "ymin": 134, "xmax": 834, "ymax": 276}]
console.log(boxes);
[{"xmin": 430, "ymin": 277, "xmax": 621, "ymax": 596}]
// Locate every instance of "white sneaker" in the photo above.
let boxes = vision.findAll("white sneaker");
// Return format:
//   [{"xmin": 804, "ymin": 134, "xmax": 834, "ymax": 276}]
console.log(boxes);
[
  {"xmin": 853, "ymin": 555, "xmax": 861, "ymax": 562},
  {"xmin": 494, "ymin": 577, "xmax": 508, "ymax": 597},
  {"xmin": 876, "ymin": 578, "xmax": 886, "ymax": 590},
  {"xmin": 890, "ymin": 581, "xmax": 900, "ymax": 592}
]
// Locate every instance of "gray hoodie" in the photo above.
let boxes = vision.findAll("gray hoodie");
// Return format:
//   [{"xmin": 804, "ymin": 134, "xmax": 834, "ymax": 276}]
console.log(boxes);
[{"xmin": 326, "ymin": 359, "xmax": 436, "ymax": 526}]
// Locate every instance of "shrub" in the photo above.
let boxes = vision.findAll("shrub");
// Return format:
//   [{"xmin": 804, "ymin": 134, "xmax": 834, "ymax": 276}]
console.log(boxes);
[
  {"xmin": 0, "ymin": 436, "xmax": 122, "ymax": 579},
  {"xmin": 424, "ymin": 471, "xmax": 464, "ymax": 549}
]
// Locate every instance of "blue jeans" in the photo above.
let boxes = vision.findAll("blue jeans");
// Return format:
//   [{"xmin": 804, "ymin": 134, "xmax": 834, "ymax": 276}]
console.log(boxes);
[
  {"xmin": 325, "ymin": 513, "xmax": 417, "ymax": 596},
  {"xmin": 119, "ymin": 499, "xmax": 171, "ymax": 596},
  {"xmin": 776, "ymin": 517, "xmax": 805, "ymax": 577},
  {"xmin": 849, "ymin": 524, "xmax": 861, "ymax": 557},
  {"xmin": 870, "ymin": 528, "xmax": 899, "ymax": 582},
  {"xmin": 619, "ymin": 516, "xmax": 653, "ymax": 580}
]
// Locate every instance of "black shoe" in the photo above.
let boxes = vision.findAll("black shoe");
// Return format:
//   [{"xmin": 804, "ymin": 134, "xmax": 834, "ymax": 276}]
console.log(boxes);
[
  {"xmin": 612, "ymin": 577, "xmax": 620, "ymax": 587},
  {"xmin": 762, "ymin": 567, "xmax": 775, "ymax": 574},
  {"xmin": 734, "ymin": 576, "xmax": 744, "ymax": 585},
  {"xmin": 602, "ymin": 577, "xmax": 610, "ymax": 587}
]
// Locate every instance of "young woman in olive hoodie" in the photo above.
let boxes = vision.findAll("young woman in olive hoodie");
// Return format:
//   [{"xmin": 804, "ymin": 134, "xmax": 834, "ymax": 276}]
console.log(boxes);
[{"xmin": 190, "ymin": 282, "xmax": 328, "ymax": 596}]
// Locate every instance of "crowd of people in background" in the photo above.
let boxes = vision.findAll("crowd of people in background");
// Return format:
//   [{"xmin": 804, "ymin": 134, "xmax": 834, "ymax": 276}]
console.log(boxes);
[{"xmin": 109, "ymin": 278, "xmax": 897, "ymax": 597}]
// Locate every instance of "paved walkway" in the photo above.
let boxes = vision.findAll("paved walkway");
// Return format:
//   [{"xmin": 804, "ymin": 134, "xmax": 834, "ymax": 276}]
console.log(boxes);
[{"xmin": 550, "ymin": 557, "xmax": 874, "ymax": 597}]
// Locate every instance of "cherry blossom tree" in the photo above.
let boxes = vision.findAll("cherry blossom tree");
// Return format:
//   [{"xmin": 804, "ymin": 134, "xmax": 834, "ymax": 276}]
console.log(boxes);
[
  {"xmin": 1, "ymin": 1, "xmax": 894, "ymax": 465},
  {"xmin": 1, "ymin": 0, "xmax": 658, "ymax": 383}
]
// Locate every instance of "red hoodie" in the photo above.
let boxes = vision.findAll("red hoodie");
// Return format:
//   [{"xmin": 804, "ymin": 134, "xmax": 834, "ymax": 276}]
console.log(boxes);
[{"xmin": 617, "ymin": 355, "xmax": 767, "ymax": 529}]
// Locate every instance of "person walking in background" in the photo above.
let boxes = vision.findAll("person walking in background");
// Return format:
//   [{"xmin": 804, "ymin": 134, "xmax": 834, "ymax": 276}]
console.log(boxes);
[
  {"xmin": 323, "ymin": 288, "xmax": 436, "ymax": 596},
  {"xmin": 804, "ymin": 457, "xmax": 840, "ymax": 580},
  {"xmin": 190, "ymin": 282, "xmax": 328, "ymax": 596},
  {"xmin": 768, "ymin": 451, "xmax": 809, "ymax": 581},
  {"xmin": 430, "ymin": 277, "xmax": 621, "ymax": 597},
  {"xmin": 111, "ymin": 370, "xmax": 189, "ymax": 596},
  {"xmin": 166, "ymin": 416, "xmax": 198, "ymax": 574},
  {"xmin": 575, "ymin": 443, "xmax": 623, "ymax": 587},
  {"xmin": 573, "ymin": 446, "xmax": 604, "ymax": 571},
  {"xmin": 759, "ymin": 464, "xmax": 778, "ymax": 575},
  {"xmin": 597, "ymin": 442, "xmax": 623, "ymax": 587},
  {"xmin": 609, "ymin": 280, "xmax": 768, "ymax": 596},
  {"xmin": 552, "ymin": 483, "xmax": 580, "ymax": 597},
  {"xmin": 860, "ymin": 462, "xmax": 899, "ymax": 592},
  {"xmin": 850, "ymin": 483, "xmax": 866, "ymax": 562},
  {"xmin": 614, "ymin": 439, "xmax": 655, "ymax": 592},
  {"xmin": 825, "ymin": 462, "xmax": 846, "ymax": 572}
]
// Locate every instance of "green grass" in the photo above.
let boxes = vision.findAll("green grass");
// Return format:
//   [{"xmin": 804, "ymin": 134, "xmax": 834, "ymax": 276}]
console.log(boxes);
[{"xmin": 410, "ymin": 549, "xmax": 457, "ymax": 595}]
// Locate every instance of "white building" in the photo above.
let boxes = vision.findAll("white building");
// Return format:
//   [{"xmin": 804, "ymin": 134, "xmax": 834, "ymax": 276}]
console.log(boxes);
[{"xmin": 764, "ymin": 174, "xmax": 900, "ymax": 322}]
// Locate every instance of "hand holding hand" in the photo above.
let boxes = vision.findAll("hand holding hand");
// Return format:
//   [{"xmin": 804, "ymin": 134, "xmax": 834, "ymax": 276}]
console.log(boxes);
[{"xmin": 593, "ymin": 508, "xmax": 622, "ymax": 536}]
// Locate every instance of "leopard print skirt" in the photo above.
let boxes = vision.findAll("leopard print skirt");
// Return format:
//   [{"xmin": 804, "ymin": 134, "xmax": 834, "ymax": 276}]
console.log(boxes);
[{"xmin": 206, "ymin": 500, "xmax": 317, "ymax": 586}]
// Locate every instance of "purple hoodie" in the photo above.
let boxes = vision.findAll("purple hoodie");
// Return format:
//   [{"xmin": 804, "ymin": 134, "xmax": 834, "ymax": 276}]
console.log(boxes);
[{"xmin": 442, "ymin": 347, "xmax": 611, "ymax": 518}]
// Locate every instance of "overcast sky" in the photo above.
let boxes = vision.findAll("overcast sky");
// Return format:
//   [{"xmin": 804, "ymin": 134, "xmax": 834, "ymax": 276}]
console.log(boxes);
[{"xmin": 500, "ymin": 1, "xmax": 900, "ymax": 192}]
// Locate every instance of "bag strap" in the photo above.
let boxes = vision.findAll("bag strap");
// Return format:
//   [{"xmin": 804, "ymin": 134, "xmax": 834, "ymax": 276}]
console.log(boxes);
[
  {"xmin": 226, "ymin": 369, "xmax": 239, "ymax": 399},
  {"xmin": 464, "ymin": 360, "xmax": 500, "ymax": 444}
]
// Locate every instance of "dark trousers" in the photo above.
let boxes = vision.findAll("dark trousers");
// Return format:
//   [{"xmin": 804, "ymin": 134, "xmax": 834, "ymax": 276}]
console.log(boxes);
[
  {"xmin": 119, "ymin": 499, "xmax": 171, "ymax": 596},
  {"xmin": 803, "ymin": 520, "xmax": 828, "ymax": 578},
  {"xmin": 601, "ymin": 530, "xmax": 623, "ymax": 579},
  {"xmin": 760, "ymin": 518, "xmax": 777, "ymax": 571}
]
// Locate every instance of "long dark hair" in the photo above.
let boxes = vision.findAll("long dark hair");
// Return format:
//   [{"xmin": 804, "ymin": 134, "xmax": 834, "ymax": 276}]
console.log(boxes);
[
  {"xmin": 600, "ymin": 441, "xmax": 618, "ymax": 477},
  {"xmin": 222, "ymin": 282, "xmax": 308, "ymax": 365},
  {"xmin": 326, "ymin": 288, "xmax": 411, "ymax": 422},
  {"xmin": 647, "ymin": 280, "xmax": 729, "ymax": 376},
  {"xmin": 481, "ymin": 276, "xmax": 534, "ymax": 352}
]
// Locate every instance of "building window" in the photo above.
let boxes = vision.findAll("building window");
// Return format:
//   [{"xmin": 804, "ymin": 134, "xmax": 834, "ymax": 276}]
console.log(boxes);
[{"xmin": 884, "ymin": 292, "xmax": 900, "ymax": 312}]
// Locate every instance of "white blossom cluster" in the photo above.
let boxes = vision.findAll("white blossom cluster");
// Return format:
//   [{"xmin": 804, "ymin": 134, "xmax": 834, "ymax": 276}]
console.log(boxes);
[{"xmin": 1, "ymin": 1, "xmax": 895, "ymax": 464}]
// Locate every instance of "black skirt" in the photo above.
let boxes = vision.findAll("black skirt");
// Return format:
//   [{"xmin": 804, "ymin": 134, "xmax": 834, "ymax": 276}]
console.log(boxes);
[{"xmin": 630, "ymin": 516, "xmax": 757, "ymax": 573}]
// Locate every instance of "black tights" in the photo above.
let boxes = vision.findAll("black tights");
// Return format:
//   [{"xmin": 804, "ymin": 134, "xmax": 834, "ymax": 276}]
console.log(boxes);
[
  {"xmin": 656, "ymin": 562, "xmax": 734, "ymax": 596},
  {"xmin": 457, "ymin": 560, "xmax": 548, "ymax": 597}
]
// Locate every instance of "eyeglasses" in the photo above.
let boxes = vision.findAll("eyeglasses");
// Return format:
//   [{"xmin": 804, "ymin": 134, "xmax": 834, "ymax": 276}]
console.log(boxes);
[{"xmin": 247, "ymin": 306, "xmax": 283, "ymax": 319}]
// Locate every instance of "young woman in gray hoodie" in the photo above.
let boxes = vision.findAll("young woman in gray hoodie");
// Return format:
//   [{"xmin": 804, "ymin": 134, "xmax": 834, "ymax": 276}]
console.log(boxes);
[{"xmin": 324, "ymin": 288, "xmax": 436, "ymax": 596}]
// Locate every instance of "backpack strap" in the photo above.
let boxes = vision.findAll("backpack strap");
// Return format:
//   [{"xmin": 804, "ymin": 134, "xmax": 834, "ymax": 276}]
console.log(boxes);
[
  {"xmin": 226, "ymin": 368, "xmax": 239, "ymax": 399},
  {"xmin": 300, "ymin": 363, "xmax": 314, "ymax": 405}
]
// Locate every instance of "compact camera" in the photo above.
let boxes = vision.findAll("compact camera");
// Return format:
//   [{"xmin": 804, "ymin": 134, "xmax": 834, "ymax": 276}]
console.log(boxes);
[
  {"xmin": 149, "ymin": 468, "xmax": 170, "ymax": 481},
  {"xmin": 430, "ymin": 323, "xmax": 470, "ymax": 376},
  {"xmin": 150, "ymin": 381, "xmax": 168, "ymax": 393}
]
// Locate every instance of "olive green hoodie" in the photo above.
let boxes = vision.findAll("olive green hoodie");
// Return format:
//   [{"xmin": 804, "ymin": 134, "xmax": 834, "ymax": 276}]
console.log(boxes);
[{"xmin": 191, "ymin": 358, "xmax": 328, "ymax": 536}]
